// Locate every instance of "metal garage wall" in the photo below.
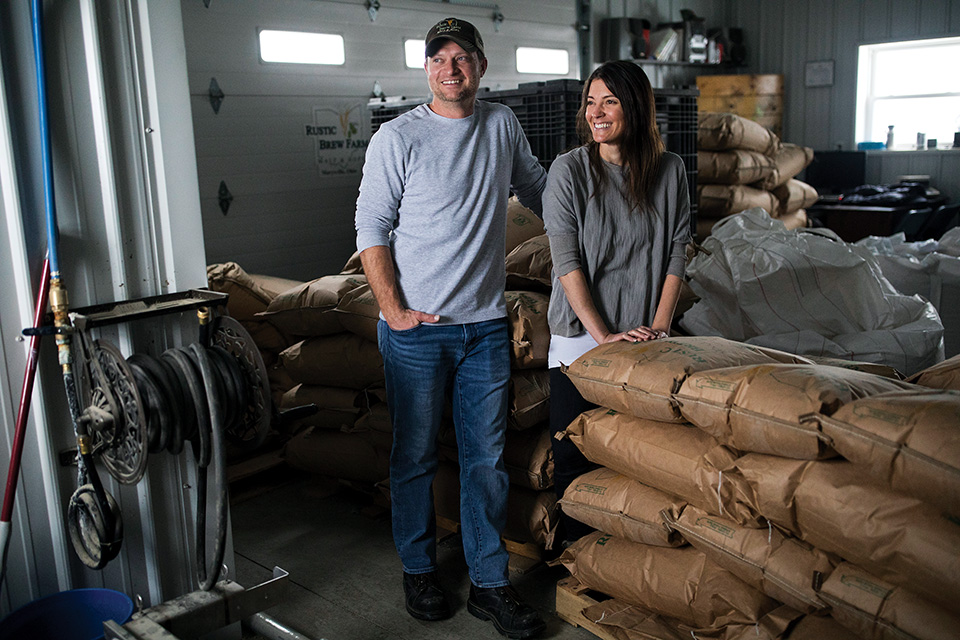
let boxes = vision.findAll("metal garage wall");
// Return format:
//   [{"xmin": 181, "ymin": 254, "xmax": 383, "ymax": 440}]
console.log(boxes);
[
  {"xmin": 181, "ymin": 0, "xmax": 579, "ymax": 282},
  {"xmin": 1, "ymin": 0, "xmax": 208, "ymax": 616}
]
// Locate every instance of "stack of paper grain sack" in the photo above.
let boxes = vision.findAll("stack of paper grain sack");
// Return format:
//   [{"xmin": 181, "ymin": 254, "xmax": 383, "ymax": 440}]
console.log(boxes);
[
  {"xmin": 204, "ymin": 197, "xmax": 559, "ymax": 554},
  {"xmin": 697, "ymin": 112, "xmax": 818, "ymax": 237},
  {"xmin": 554, "ymin": 335, "xmax": 960, "ymax": 640}
]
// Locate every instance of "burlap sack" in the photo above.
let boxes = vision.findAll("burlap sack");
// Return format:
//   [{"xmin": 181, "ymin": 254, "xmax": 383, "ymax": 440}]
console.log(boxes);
[
  {"xmin": 697, "ymin": 150, "xmax": 777, "ymax": 185},
  {"xmin": 666, "ymin": 505, "xmax": 836, "ymax": 613},
  {"xmin": 562, "ymin": 409, "xmax": 762, "ymax": 527},
  {"xmin": 433, "ymin": 462, "xmax": 558, "ymax": 548},
  {"xmin": 560, "ymin": 467, "xmax": 686, "ymax": 547},
  {"xmin": 505, "ymin": 197, "xmax": 545, "ymax": 256},
  {"xmin": 340, "ymin": 250, "xmax": 364, "ymax": 275},
  {"xmin": 505, "ymin": 234, "xmax": 552, "ymax": 291},
  {"xmin": 335, "ymin": 283, "xmax": 380, "ymax": 342},
  {"xmin": 675, "ymin": 363, "xmax": 916, "ymax": 459},
  {"xmin": 733, "ymin": 455, "xmax": 960, "ymax": 611},
  {"xmin": 563, "ymin": 336, "xmax": 810, "ymax": 422},
  {"xmin": 697, "ymin": 112, "xmax": 782, "ymax": 156},
  {"xmin": 698, "ymin": 184, "xmax": 779, "ymax": 217},
  {"xmin": 279, "ymin": 334, "xmax": 384, "ymax": 389},
  {"xmin": 907, "ymin": 353, "xmax": 960, "ymax": 390},
  {"xmin": 505, "ymin": 291, "xmax": 550, "ymax": 369},
  {"xmin": 819, "ymin": 562, "xmax": 960, "ymax": 640},
  {"xmin": 284, "ymin": 426, "xmax": 389, "ymax": 483},
  {"xmin": 257, "ymin": 274, "xmax": 367, "ymax": 337},
  {"xmin": 816, "ymin": 388, "xmax": 960, "ymax": 517},
  {"xmin": 776, "ymin": 208, "xmax": 808, "ymax": 231},
  {"xmin": 504, "ymin": 427, "xmax": 554, "ymax": 490},
  {"xmin": 581, "ymin": 601, "xmax": 821, "ymax": 640},
  {"xmin": 559, "ymin": 532, "xmax": 778, "ymax": 629},
  {"xmin": 754, "ymin": 144, "xmax": 814, "ymax": 190},
  {"xmin": 508, "ymin": 368, "xmax": 550, "ymax": 430},
  {"xmin": 207, "ymin": 262, "xmax": 303, "ymax": 321},
  {"xmin": 771, "ymin": 179, "xmax": 818, "ymax": 215},
  {"xmin": 803, "ymin": 355, "xmax": 904, "ymax": 379}
]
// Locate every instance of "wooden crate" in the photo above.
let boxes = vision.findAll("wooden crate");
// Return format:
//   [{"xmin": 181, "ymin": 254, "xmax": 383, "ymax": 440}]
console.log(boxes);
[{"xmin": 696, "ymin": 73, "xmax": 784, "ymax": 138}]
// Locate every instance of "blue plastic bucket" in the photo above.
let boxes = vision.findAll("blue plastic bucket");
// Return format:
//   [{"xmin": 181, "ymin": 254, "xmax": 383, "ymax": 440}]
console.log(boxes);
[{"xmin": 0, "ymin": 588, "xmax": 133, "ymax": 640}]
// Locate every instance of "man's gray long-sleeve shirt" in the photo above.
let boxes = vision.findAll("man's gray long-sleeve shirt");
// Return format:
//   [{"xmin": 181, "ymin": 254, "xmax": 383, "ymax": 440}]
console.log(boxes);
[
  {"xmin": 355, "ymin": 101, "xmax": 546, "ymax": 324},
  {"xmin": 544, "ymin": 147, "xmax": 691, "ymax": 337}
]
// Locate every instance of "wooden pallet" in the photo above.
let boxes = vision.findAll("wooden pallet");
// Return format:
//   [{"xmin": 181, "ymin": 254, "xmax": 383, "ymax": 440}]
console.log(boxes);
[{"xmin": 555, "ymin": 577, "xmax": 618, "ymax": 640}]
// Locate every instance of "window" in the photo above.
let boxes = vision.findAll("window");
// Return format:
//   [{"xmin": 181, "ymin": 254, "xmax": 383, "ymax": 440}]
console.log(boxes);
[
  {"xmin": 855, "ymin": 36, "xmax": 960, "ymax": 149},
  {"xmin": 404, "ymin": 39, "xmax": 424, "ymax": 69},
  {"xmin": 258, "ymin": 30, "xmax": 345, "ymax": 65},
  {"xmin": 516, "ymin": 47, "xmax": 569, "ymax": 75}
]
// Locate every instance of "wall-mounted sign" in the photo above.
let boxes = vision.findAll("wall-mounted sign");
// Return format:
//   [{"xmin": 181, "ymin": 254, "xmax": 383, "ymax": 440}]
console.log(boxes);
[{"xmin": 306, "ymin": 103, "xmax": 370, "ymax": 175}]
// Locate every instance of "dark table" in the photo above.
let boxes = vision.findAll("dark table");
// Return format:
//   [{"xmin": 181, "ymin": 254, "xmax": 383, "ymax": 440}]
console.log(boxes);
[{"xmin": 807, "ymin": 197, "xmax": 943, "ymax": 242}]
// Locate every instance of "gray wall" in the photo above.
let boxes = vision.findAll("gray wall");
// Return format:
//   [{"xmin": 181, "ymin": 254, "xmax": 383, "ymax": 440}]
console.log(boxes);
[{"xmin": 182, "ymin": 0, "xmax": 580, "ymax": 282}]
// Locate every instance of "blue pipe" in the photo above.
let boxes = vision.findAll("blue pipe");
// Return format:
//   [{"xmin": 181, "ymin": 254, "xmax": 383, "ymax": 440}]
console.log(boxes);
[{"xmin": 31, "ymin": 0, "xmax": 59, "ymax": 277}]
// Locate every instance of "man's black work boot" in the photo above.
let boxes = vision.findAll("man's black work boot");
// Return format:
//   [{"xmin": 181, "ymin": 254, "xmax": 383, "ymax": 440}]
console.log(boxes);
[{"xmin": 467, "ymin": 583, "xmax": 546, "ymax": 638}]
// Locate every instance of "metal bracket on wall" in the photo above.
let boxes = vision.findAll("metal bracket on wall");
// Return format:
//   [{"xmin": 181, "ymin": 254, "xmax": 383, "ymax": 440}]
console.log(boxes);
[
  {"xmin": 203, "ymin": 0, "xmax": 212, "ymax": 7},
  {"xmin": 209, "ymin": 78, "xmax": 224, "ymax": 115},
  {"xmin": 367, "ymin": 0, "xmax": 380, "ymax": 21},
  {"xmin": 492, "ymin": 8, "xmax": 504, "ymax": 32},
  {"xmin": 218, "ymin": 181, "xmax": 233, "ymax": 215},
  {"xmin": 577, "ymin": 0, "xmax": 591, "ymax": 81}
]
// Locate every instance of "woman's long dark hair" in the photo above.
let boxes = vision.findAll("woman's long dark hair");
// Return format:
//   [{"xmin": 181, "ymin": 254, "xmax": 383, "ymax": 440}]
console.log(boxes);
[{"xmin": 576, "ymin": 61, "xmax": 664, "ymax": 211}]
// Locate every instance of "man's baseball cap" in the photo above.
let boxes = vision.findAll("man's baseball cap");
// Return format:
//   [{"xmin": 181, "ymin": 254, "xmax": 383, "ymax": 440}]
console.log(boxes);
[{"xmin": 425, "ymin": 17, "xmax": 485, "ymax": 58}]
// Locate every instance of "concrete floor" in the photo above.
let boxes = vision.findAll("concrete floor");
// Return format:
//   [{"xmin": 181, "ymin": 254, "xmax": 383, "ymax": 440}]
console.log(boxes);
[{"xmin": 230, "ymin": 470, "xmax": 596, "ymax": 640}]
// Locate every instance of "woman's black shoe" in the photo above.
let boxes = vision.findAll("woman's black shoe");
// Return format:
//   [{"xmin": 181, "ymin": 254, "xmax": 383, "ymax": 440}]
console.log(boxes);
[
  {"xmin": 467, "ymin": 584, "xmax": 545, "ymax": 639},
  {"xmin": 402, "ymin": 571, "xmax": 451, "ymax": 621}
]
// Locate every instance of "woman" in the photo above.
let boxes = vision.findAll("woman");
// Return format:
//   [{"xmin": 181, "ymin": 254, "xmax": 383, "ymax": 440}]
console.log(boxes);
[{"xmin": 543, "ymin": 60, "xmax": 692, "ymax": 541}]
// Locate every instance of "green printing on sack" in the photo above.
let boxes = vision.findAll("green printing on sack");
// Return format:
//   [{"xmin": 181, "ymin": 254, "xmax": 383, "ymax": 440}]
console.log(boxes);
[
  {"xmin": 840, "ymin": 574, "xmax": 890, "ymax": 598},
  {"xmin": 695, "ymin": 517, "xmax": 735, "ymax": 539}
]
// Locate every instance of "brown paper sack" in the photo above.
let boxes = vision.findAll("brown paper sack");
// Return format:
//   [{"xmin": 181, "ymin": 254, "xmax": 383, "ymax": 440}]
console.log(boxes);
[
  {"xmin": 803, "ymin": 355, "xmax": 904, "ymax": 380},
  {"xmin": 698, "ymin": 184, "xmax": 779, "ymax": 218},
  {"xmin": 697, "ymin": 112, "xmax": 782, "ymax": 156},
  {"xmin": 771, "ymin": 179, "xmax": 818, "ymax": 215},
  {"xmin": 907, "ymin": 353, "xmax": 960, "ymax": 390},
  {"xmin": 697, "ymin": 149, "xmax": 777, "ymax": 185},
  {"xmin": 505, "ymin": 197, "xmax": 545, "ymax": 256},
  {"xmin": 280, "ymin": 334, "xmax": 384, "ymax": 389},
  {"xmin": 279, "ymin": 383, "xmax": 365, "ymax": 431},
  {"xmin": 817, "ymin": 388, "xmax": 960, "ymax": 518},
  {"xmin": 734, "ymin": 455, "xmax": 960, "ymax": 611},
  {"xmin": 284, "ymin": 427, "xmax": 389, "ymax": 483},
  {"xmin": 354, "ymin": 402, "xmax": 392, "ymax": 434},
  {"xmin": 257, "ymin": 274, "xmax": 367, "ymax": 337},
  {"xmin": 340, "ymin": 250, "xmax": 364, "ymax": 275},
  {"xmin": 504, "ymin": 427, "xmax": 554, "ymax": 490},
  {"xmin": 335, "ymin": 283, "xmax": 380, "ymax": 342},
  {"xmin": 563, "ymin": 336, "xmax": 809, "ymax": 422},
  {"xmin": 559, "ymin": 532, "xmax": 778, "ymax": 628},
  {"xmin": 560, "ymin": 467, "xmax": 686, "ymax": 547},
  {"xmin": 581, "ymin": 600, "xmax": 817, "ymax": 640},
  {"xmin": 563, "ymin": 409, "xmax": 763, "ymax": 527},
  {"xmin": 819, "ymin": 562, "xmax": 960, "ymax": 640},
  {"xmin": 505, "ymin": 233, "xmax": 553, "ymax": 291},
  {"xmin": 207, "ymin": 262, "xmax": 303, "ymax": 321},
  {"xmin": 754, "ymin": 144, "xmax": 814, "ymax": 190},
  {"xmin": 508, "ymin": 368, "xmax": 550, "ymax": 430},
  {"xmin": 666, "ymin": 505, "xmax": 836, "ymax": 613},
  {"xmin": 776, "ymin": 208, "xmax": 808, "ymax": 231},
  {"xmin": 433, "ymin": 462, "xmax": 558, "ymax": 548},
  {"xmin": 505, "ymin": 290, "xmax": 550, "ymax": 369},
  {"xmin": 676, "ymin": 363, "xmax": 916, "ymax": 459},
  {"xmin": 242, "ymin": 319, "xmax": 291, "ymax": 354}
]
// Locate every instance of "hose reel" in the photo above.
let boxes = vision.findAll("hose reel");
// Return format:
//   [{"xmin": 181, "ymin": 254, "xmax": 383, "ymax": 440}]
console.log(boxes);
[{"xmin": 62, "ymin": 290, "xmax": 271, "ymax": 588}]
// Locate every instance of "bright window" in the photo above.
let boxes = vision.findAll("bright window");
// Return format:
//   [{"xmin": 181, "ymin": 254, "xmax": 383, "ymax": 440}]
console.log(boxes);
[
  {"xmin": 404, "ymin": 39, "xmax": 424, "ymax": 69},
  {"xmin": 516, "ymin": 47, "xmax": 569, "ymax": 75},
  {"xmin": 258, "ymin": 30, "xmax": 345, "ymax": 65},
  {"xmin": 855, "ymin": 36, "xmax": 960, "ymax": 149}
]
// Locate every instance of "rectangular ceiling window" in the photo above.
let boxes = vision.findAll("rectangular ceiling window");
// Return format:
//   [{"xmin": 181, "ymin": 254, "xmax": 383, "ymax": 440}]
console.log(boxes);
[
  {"xmin": 516, "ymin": 47, "xmax": 569, "ymax": 75},
  {"xmin": 259, "ymin": 30, "xmax": 345, "ymax": 65},
  {"xmin": 855, "ymin": 36, "xmax": 960, "ymax": 148},
  {"xmin": 404, "ymin": 39, "xmax": 425, "ymax": 69}
]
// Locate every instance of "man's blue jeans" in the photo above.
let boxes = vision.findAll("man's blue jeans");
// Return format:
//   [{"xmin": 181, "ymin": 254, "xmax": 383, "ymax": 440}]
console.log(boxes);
[{"xmin": 377, "ymin": 318, "xmax": 511, "ymax": 588}]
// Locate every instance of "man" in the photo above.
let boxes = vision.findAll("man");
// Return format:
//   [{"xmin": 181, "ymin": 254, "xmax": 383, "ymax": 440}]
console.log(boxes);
[{"xmin": 354, "ymin": 16, "xmax": 547, "ymax": 640}]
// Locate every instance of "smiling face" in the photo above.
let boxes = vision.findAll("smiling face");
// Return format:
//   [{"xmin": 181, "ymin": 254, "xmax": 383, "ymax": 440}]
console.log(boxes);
[
  {"xmin": 585, "ymin": 79, "xmax": 625, "ymax": 155},
  {"xmin": 425, "ymin": 40, "xmax": 487, "ymax": 117}
]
